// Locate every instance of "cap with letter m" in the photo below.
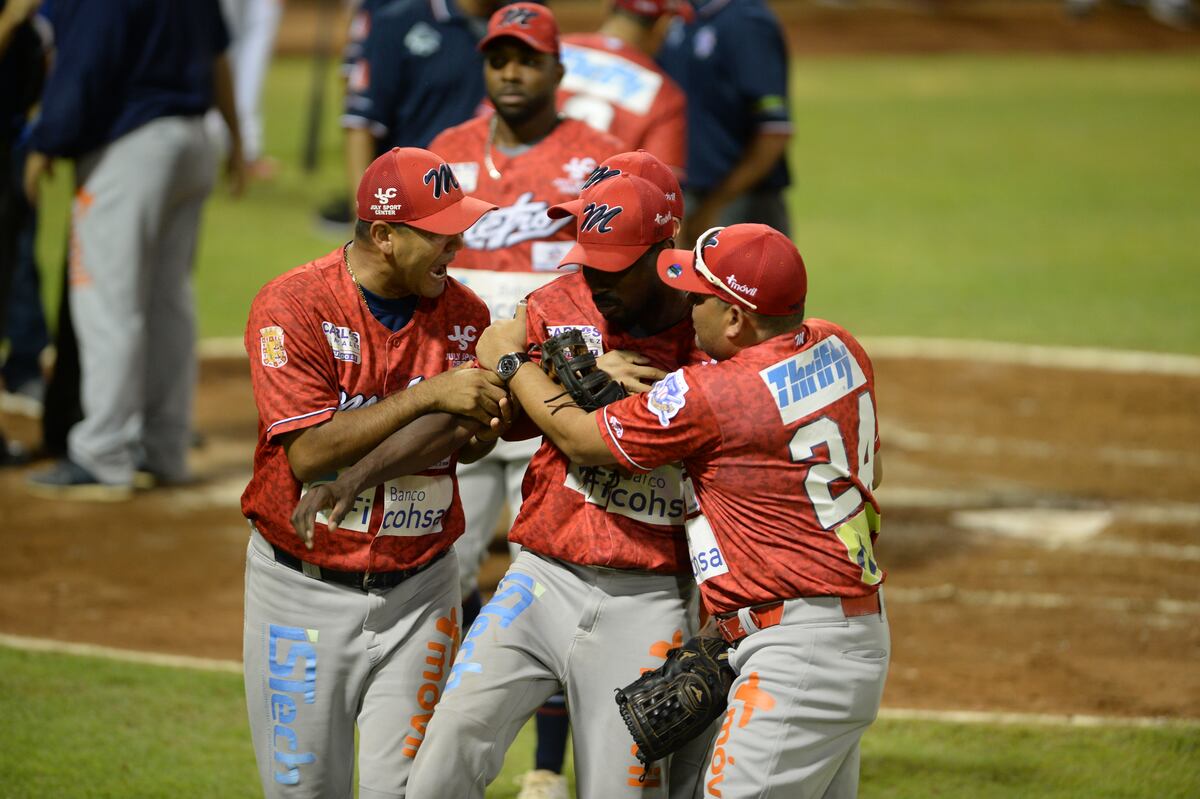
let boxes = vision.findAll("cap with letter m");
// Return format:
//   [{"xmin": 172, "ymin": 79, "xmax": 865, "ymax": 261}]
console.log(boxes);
[
  {"xmin": 479, "ymin": 2, "xmax": 560, "ymax": 54},
  {"xmin": 355, "ymin": 147, "xmax": 496, "ymax": 234},
  {"xmin": 656, "ymin": 224, "xmax": 807, "ymax": 316},
  {"xmin": 549, "ymin": 174, "xmax": 674, "ymax": 272}
]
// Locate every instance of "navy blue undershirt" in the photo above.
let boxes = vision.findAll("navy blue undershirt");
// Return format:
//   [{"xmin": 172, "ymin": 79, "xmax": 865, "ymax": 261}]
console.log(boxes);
[{"xmin": 359, "ymin": 285, "xmax": 418, "ymax": 333}]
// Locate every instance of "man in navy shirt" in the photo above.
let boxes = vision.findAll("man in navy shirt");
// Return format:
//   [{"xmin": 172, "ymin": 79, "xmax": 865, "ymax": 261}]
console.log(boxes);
[
  {"xmin": 657, "ymin": 0, "xmax": 793, "ymax": 244},
  {"xmin": 325, "ymin": 0, "xmax": 506, "ymax": 229},
  {"xmin": 23, "ymin": 0, "xmax": 243, "ymax": 499}
]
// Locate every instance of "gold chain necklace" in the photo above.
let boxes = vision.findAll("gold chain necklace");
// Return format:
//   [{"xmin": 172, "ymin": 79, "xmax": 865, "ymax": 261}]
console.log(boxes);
[
  {"xmin": 343, "ymin": 243, "xmax": 369, "ymax": 308},
  {"xmin": 484, "ymin": 114, "xmax": 502, "ymax": 180}
]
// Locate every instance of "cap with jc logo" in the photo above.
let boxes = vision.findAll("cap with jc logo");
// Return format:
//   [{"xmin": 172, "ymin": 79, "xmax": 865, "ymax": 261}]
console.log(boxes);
[{"xmin": 355, "ymin": 147, "xmax": 497, "ymax": 234}]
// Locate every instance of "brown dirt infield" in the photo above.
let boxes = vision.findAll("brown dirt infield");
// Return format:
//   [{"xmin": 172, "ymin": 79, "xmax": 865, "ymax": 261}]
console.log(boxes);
[
  {"xmin": 1, "ymin": 351, "xmax": 1197, "ymax": 719},
  {"xmin": 1, "ymin": 1, "xmax": 1196, "ymax": 722}
]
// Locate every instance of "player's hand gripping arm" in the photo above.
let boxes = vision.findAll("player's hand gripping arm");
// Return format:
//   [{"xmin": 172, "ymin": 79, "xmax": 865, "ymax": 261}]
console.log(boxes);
[
  {"xmin": 281, "ymin": 366, "xmax": 509, "ymax": 482},
  {"xmin": 477, "ymin": 315, "xmax": 617, "ymax": 467},
  {"xmin": 290, "ymin": 411, "xmax": 501, "ymax": 549},
  {"xmin": 596, "ymin": 350, "xmax": 668, "ymax": 394}
]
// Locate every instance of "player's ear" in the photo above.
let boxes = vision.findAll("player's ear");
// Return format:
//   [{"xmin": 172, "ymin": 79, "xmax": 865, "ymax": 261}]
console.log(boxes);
[{"xmin": 369, "ymin": 221, "xmax": 395, "ymax": 253}]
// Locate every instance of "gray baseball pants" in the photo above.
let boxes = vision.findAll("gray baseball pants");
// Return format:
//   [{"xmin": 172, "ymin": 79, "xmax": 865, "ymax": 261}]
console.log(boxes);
[
  {"xmin": 68, "ymin": 115, "xmax": 215, "ymax": 484},
  {"xmin": 406, "ymin": 548, "xmax": 708, "ymax": 799},
  {"xmin": 243, "ymin": 529, "xmax": 462, "ymax": 798}
]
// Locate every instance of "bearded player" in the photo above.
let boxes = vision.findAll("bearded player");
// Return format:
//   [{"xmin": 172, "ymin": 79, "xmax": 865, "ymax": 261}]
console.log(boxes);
[
  {"xmin": 477, "ymin": 224, "xmax": 889, "ymax": 799},
  {"xmin": 406, "ymin": 172, "xmax": 717, "ymax": 799}
]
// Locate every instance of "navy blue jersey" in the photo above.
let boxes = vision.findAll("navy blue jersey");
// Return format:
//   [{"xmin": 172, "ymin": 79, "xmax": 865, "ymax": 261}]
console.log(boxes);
[
  {"xmin": 657, "ymin": 0, "xmax": 791, "ymax": 193},
  {"xmin": 0, "ymin": 3, "xmax": 43, "ymax": 138},
  {"xmin": 342, "ymin": 0, "xmax": 489, "ymax": 150},
  {"xmin": 29, "ymin": 0, "xmax": 229, "ymax": 157}
]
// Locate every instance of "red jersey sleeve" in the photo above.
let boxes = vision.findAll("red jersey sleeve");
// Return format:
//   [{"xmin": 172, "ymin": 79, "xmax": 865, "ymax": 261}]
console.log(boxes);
[
  {"xmin": 244, "ymin": 280, "xmax": 340, "ymax": 442},
  {"xmin": 597, "ymin": 367, "xmax": 721, "ymax": 473}
]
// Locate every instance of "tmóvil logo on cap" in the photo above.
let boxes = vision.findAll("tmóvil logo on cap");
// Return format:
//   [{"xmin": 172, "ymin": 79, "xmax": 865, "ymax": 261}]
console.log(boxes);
[
  {"xmin": 423, "ymin": 164, "xmax": 459, "ymax": 199},
  {"xmin": 372, "ymin": 187, "xmax": 401, "ymax": 216},
  {"xmin": 580, "ymin": 203, "xmax": 623, "ymax": 234}
]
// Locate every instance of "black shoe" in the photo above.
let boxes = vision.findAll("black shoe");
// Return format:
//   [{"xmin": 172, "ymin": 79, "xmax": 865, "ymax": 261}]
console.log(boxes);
[{"xmin": 27, "ymin": 459, "xmax": 133, "ymax": 501}]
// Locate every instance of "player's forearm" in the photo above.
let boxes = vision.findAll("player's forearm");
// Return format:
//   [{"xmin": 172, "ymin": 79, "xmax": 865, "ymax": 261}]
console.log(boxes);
[
  {"xmin": 703, "ymin": 131, "xmax": 790, "ymax": 209},
  {"xmin": 332, "ymin": 412, "xmax": 476, "ymax": 494},
  {"xmin": 346, "ymin": 127, "xmax": 376, "ymax": 201},
  {"xmin": 213, "ymin": 54, "xmax": 242, "ymax": 148},
  {"xmin": 285, "ymin": 382, "xmax": 441, "ymax": 480},
  {"xmin": 507, "ymin": 363, "xmax": 615, "ymax": 466}
]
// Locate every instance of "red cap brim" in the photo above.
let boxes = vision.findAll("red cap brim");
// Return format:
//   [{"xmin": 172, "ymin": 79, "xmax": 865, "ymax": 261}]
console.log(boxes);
[
  {"xmin": 406, "ymin": 196, "xmax": 497, "ymax": 235},
  {"xmin": 656, "ymin": 248, "xmax": 715, "ymax": 294},
  {"xmin": 559, "ymin": 240, "xmax": 653, "ymax": 272},
  {"xmin": 547, "ymin": 199, "xmax": 583, "ymax": 220},
  {"xmin": 479, "ymin": 32, "xmax": 558, "ymax": 55}
]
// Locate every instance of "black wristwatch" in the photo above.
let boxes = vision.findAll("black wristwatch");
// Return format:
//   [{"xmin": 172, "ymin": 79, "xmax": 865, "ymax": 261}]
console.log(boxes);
[{"xmin": 495, "ymin": 351, "xmax": 531, "ymax": 382}]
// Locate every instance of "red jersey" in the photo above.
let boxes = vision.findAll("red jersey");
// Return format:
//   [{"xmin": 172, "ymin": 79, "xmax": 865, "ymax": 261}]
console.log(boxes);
[
  {"xmin": 558, "ymin": 33, "xmax": 687, "ymax": 175},
  {"xmin": 429, "ymin": 117, "xmax": 623, "ymax": 321},
  {"xmin": 510, "ymin": 272, "xmax": 709, "ymax": 574},
  {"xmin": 597, "ymin": 320, "xmax": 884, "ymax": 614},
  {"xmin": 241, "ymin": 246, "xmax": 491, "ymax": 572}
]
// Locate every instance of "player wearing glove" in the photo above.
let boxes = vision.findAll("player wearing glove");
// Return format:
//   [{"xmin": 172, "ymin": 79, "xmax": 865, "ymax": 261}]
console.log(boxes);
[
  {"xmin": 407, "ymin": 169, "xmax": 716, "ymax": 799},
  {"xmin": 476, "ymin": 223, "xmax": 889, "ymax": 799}
]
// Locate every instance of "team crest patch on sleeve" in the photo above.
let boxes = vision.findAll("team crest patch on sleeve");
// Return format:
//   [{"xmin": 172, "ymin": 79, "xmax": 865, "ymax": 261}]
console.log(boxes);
[
  {"xmin": 646, "ymin": 369, "xmax": 689, "ymax": 427},
  {"xmin": 546, "ymin": 325, "xmax": 604, "ymax": 356},
  {"xmin": 259, "ymin": 326, "xmax": 288, "ymax": 368},
  {"xmin": 322, "ymin": 321, "xmax": 362, "ymax": 364},
  {"xmin": 759, "ymin": 335, "xmax": 866, "ymax": 425}
]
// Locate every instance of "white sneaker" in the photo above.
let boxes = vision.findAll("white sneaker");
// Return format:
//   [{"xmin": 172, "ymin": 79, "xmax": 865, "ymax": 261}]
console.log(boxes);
[{"xmin": 515, "ymin": 769, "xmax": 568, "ymax": 799}]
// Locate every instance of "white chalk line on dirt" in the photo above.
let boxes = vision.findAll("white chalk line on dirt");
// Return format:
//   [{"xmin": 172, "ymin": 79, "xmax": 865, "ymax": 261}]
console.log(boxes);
[
  {"xmin": 200, "ymin": 336, "xmax": 1200, "ymax": 375},
  {"xmin": 886, "ymin": 586, "xmax": 1200, "ymax": 617},
  {"xmin": 2, "ymin": 632, "xmax": 1194, "ymax": 729}
]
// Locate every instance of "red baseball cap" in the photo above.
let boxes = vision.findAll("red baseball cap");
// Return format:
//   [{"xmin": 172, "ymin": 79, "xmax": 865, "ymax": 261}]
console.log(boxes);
[
  {"xmin": 613, "ymin": 0, "xmax": 695, "ymax": 22},
  {"xmin": 656, "ymin": 224, "xmax": 807, "ymax": 315},
  {"xmin": 479, "ymin": 3, "xmax": 560, "ymax": 55},
  {"xmin": 549, "ymin": 174, "xmax": 674, "ymax": 272},
  {"xmin": 356, "ymin": 148, "xmax": 496, "ymax": 235},
  {"xmin": 561, "ymin": 150, "xmax": 684, "ymax": 221}
]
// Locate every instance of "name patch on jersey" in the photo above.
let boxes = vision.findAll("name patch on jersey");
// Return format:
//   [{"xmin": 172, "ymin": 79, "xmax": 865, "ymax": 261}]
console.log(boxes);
[
  {"xmin": 646, "ymin": 369, "xmax": 689, "ymax": 427},
  {"xmin": 545, "ymin": 325, "xmax": 603, "ymax": 357},
  {"xmin": 565, "ymin": 463, "xmax": 686, "ymax": 526},
  {"xmin": 260, "ymin": 326, "xmax": 288, "ymax": 368},
  {"xmin": 560, "ymin": 43, "xmax": 664, "ymax": 115},
  {"xmin": 685, "ymin": 512, "xmax": 729, "ymax": 584},
  {"xmin": 322, "ymin": 322, "xmax": 362, "ymax": 364},
  {"xmin": 378, "ymin": 475, "xmax": 454, "ymax": 537},
  {"xmin": 759, "ymin": 336, "xmax": 865, "ymax": 425},
  {"xmin": 447, "ymin": 161, "xmax": 479, "ymax": 193}
]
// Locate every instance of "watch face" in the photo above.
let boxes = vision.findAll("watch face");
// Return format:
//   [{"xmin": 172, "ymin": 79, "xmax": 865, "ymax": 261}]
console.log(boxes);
[{"xmin": 497, "ymin": 353, "xmax": 522, "ymax": 380}]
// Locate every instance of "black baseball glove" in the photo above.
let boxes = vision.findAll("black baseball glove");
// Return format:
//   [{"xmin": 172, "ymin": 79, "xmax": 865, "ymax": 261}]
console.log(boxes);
[
  {"xmin": 615, "ymin": 635, "xmax": 736, "ymax": 765},
  {"xmin": 538, "ymin": 328, "xmax": 627, "ymax": 412}
]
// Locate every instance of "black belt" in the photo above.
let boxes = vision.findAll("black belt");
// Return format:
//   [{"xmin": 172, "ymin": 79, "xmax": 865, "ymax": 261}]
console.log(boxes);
[{"xmin": 272, "ymin": 545, "xmax": 449, "ymax": 592}]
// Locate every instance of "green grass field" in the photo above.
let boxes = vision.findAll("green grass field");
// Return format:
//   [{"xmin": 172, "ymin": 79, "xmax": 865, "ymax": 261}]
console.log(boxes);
[
  {"xmin": 31, "ymin": 52, "xmax": 1200, "ymax": 352},
  {"xmin": 2, "ymin": 645, "xmax": 1197, "ymax": 798}
]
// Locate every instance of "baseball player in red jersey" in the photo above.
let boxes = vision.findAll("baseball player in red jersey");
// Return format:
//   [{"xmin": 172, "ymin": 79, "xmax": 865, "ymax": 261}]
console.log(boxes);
[
  {"xmin": 427, "ymin": 9, "xmax": 624, "ymax": 772},
  {"xmin": 406, "ymin": 174, "xmax": 714, "ymax": 799},
  {"xmin": 240, "ymin": 147, "xmax": 511, "ymax": 798},
  {"xmin": 558, "ymin": 0, "xmax": 692, "ymax": 175},
  {"xmin": 477, "ymin": 223, "xmax": 889, "ymax": 799}
]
